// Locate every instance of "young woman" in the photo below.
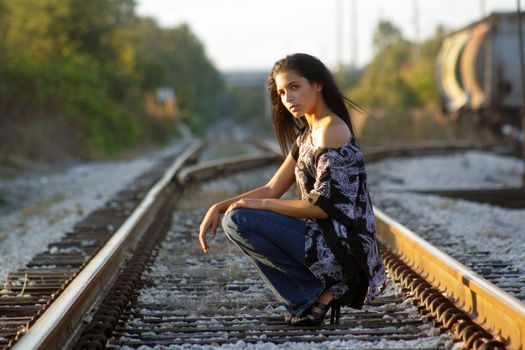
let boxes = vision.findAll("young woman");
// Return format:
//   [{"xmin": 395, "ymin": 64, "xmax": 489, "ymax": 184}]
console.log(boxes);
[{"xmin": 198, "ymin": 53, "xmax": 386, "ymax": 326}]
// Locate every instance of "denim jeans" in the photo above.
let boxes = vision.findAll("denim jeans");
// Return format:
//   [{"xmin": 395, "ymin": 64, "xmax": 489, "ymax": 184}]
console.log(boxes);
[{"xmin": 222, "ymin": 208, "xmax": 324, "ymax": 317}]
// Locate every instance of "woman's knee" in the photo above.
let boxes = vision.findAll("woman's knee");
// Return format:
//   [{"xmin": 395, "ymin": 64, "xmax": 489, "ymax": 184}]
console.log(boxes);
[{"xmin": 221, "ymin": 209, "xmax": 249, "ymax": 241}]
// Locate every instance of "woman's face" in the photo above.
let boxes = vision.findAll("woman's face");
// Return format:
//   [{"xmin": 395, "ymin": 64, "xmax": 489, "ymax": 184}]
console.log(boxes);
[{"xmin": 274, "ymin": 70, "xmax": 322, "ymax": 118}]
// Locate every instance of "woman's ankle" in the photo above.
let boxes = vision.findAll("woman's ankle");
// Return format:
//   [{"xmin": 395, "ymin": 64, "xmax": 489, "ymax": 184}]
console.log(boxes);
[{"xmin": 317, "ymin": 291, "xmax": 333, "ymax": 306}]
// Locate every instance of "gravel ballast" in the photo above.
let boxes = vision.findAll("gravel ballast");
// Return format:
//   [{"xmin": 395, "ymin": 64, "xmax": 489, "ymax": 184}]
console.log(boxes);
[
  {"xmin": 2, "ymin": 142, "xmax": 522, "ymax": 348},
  {"xmin": 367, "ymin": 150, "xmax": 525, "ymax": 300},
  {"xmin": 0, "ymin": 142, "xmax": 186, "ymax": 277},
  {"xmin": 110, "ymin": 167, "xmax": 454, "ymax": 349}
]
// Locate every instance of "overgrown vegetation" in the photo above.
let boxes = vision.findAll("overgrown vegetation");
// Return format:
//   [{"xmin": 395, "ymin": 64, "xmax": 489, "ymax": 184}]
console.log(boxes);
[
  {"xmin": 0, "ymin": 0, "xmax": 223, "ymax": 162},
  {"xmin": 222, "ymin": 20, "xmax": 454, "ymax": 143},
  {"xmin": 342, "ymin": 21, "xmax": 454, "ymax": 142}
]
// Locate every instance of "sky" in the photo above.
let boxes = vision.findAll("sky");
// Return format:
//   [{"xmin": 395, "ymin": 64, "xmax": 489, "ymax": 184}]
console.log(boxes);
[{"xmin": 136, "ymin": 0, "xmax": 522, "ymax": 72}]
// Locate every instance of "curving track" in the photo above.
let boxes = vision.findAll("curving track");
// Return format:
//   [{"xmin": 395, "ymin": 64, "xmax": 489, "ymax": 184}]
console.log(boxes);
[
  {"xmin": 104, "ymin": 170, "xmax": 452, "ymax": 349},
  {"xmin": 0, "ymin": 139, "xmax": 522, "ymax": 350}
]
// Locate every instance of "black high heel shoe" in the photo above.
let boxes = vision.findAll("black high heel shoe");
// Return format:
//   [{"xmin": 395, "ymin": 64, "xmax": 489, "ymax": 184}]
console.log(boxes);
[
  {"xmin": 290, "ymin": 301, "xmax": 341, "ymax": 326},
  {"xmin": 330, "ymin": 301, "xmax": 341, "ymax": 325},
  {"xmin": 285, "ymin": 307, "xmax": 309, "ymax": 324}
]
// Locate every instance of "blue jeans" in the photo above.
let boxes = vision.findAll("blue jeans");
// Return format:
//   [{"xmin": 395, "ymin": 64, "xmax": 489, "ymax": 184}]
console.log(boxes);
[{"xmin": 222, "ymin": 208, "xmax": 324, "ymax": 317}]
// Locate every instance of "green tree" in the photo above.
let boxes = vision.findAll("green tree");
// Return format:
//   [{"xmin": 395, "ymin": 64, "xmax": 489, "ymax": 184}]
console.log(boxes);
[
  {"xmin": 132, "ymin": 20, "xmax": 224, "ymax": 133},
  {"xmin": 373, "ymin": 20, "xmax": 403, "ymax": 53},
  {"xmin": 350, "ymin": 21, "xmax": 448, "ymax": 141},
  {"xmin": 227, "ymin": 86, "xmax": 265, "ymax": 123},
  {"xmin": 0, "ymin": 0, "xmax": 224, "ymax": 162}
]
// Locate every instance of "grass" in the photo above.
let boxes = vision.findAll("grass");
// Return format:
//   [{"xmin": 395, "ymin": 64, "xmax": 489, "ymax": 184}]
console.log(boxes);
[
  {"xmin": 358, "ymin": 106, "xmax": 456, "ymax": 143},
  {"xmin": 16, "ymin": 274, "xmax": 28, "ymax": 297},
  {"xmin": 47, "ymin": 208, "xmax": 71, "ymax": 226},
  {"xmin": 19, "ymin": 193, "xmax": 66, "ymax": 222},
  {"xmin": 1, "ymin": 271, "xmax": 10, "ymax": 296}
]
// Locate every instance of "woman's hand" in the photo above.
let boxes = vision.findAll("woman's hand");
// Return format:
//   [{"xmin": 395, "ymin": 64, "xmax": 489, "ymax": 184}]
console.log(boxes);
[
  {"xmin": 225, "ymin": 198, "xmax": 267, "ymax": 215},
  {"xmin": 199, "ymin": 199, "xmax": 268, "ymax": 253},
  {"xmin": 199, "ymin": 205, "xmax": 221, "ymax": 253}
]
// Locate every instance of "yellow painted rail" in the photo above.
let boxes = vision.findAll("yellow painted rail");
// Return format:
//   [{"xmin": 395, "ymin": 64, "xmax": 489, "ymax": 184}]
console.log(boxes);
[{"xmin": 374, "ymin": 207, "xmax": 525, "ymax": 350}]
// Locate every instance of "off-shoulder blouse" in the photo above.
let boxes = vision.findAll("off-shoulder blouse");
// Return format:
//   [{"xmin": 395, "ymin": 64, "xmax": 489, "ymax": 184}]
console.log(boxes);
[{"xmin": 291, "ymin": 130, "xmax": 386, "ymax": 308}]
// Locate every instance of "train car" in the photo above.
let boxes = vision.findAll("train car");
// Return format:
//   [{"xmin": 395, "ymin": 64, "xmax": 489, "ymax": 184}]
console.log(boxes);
[{"xmin": 436, "ymin": 12, "xmax": 525, "ymax": 139}]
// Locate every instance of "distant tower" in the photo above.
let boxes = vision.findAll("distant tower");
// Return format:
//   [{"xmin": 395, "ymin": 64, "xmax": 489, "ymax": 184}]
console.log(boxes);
[
  {"xmin": 480, "ymin": 0, "xmax": 486, "ymax": 17},
  {"xmin": 336, "ymin": 0, "xmax": 343, "ymax": 69},
  {"xmin": 351, "ymin": 0, "xmax": 358, "ymax": 67},
  {"xmin": 412, "ymin": 0, "xmax": 420, "ymax": 62}
]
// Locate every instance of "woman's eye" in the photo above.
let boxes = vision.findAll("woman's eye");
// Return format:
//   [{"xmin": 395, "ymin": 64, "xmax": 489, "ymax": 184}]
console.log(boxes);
[{"xmin": 291, "ymin": 84, "xmax": 298, "ymax": 90}]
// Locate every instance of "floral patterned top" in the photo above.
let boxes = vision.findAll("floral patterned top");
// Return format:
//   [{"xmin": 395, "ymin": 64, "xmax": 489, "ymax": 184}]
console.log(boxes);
[{"xmin": 291, "ymin": 129, "xmax": 386, "ymax": 308}]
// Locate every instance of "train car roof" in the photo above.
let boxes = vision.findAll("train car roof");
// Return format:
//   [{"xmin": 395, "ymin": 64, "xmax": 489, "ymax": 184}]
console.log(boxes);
[{"xmin": 445, "ymin": 11, "xmax": 522, "ymax": 37}]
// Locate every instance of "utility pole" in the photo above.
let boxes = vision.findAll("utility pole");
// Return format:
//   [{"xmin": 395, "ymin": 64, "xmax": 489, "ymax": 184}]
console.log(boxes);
[
  {"xmin": 412, "ymin": 0, "xmax": 420, "ymax": 62},
  {"xmin": 336, "ymin": 0, "xmax": 343, "ymax": 70},
  {"xmin": 351, "ymin": 0, "xmax": 358, "ymax": 67},
  {"xmin": 518, "ymin": 0, "xmax": 525, "ymax": 187},
  {"xmin": 480, "ymin": 0, "xmax": 486, "ymax": 17}
]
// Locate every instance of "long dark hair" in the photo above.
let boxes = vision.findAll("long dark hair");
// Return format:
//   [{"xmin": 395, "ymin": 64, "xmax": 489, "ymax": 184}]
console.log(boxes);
[{"xmin": 268, "ymin": 53, "xmax": 362, "ymax": 155}]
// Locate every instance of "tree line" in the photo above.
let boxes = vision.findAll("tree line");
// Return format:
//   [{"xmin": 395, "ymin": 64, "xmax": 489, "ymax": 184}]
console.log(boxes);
[
  {"xmin": 0, "ymin": 0, "xmax": 223, "ymax": 162},
  {"xmin": 344, "ymin": 20, "xmax": 452, "ymax": 141},
  {"xmin": 222, "ymin": 20, "xmax": 453, "ymax": 142}
]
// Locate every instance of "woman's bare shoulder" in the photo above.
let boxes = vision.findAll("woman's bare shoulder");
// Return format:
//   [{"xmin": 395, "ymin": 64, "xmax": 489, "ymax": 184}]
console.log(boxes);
[{"xmin": 318, "ymin": 117, "xmax": 352, "ymax": 148}]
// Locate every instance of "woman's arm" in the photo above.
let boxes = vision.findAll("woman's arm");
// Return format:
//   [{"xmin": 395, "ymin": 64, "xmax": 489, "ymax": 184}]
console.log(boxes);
[
  {"xmin": 211, "ymin": 151, "xmax": 297, "ymax": 213},
  {"xmin": 199, "ymin": 152, "xmax": 297, "ymax": 252},
  {"xmin": 225, "ymin": 198, "xmax": 328, "ymax": 219}
]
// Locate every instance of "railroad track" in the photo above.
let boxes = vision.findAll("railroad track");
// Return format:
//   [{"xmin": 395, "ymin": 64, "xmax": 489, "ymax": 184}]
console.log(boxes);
[
  {"xmin": 0, "ymin": 139, "xmax": 522, "ymax": 349},
  {"xmin": 375, "ymin": 190, "xmax": 525, "ymax": 299}
]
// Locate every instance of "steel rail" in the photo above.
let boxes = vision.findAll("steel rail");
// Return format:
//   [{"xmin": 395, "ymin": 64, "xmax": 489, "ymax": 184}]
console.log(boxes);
[
  {"xmin": 362, "ymin": 139, "xmax": 502, "ymax": 162},
  {"xmin": 176, "ymin": 153, "xmax": 282, "ymax": 184},
  {"xmin": 11, "ymin": 141, "xmax": 205, "ymax": 350},
  {"xmin": 257, "ymin": 140, "xmax": 523, "ymax": 348},
  {"xmin": 252, "ymin": 138, "xmax": 283, "ymax": 156},
  {"xmin": 12, "ymin": 139, "xmax": 518, "ymax": 348},
  {"xmin": 253, "ymin": 138, "xmax": 506, "ymax": 162},
  {"xmin": 374, "ymin": 207, "xmax": 525, "ymax": 350}
]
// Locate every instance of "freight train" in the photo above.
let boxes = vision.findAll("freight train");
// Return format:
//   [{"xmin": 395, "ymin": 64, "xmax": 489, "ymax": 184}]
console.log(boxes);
[{"xmin": 435, "ymin": 12, "xmax": 524, "ymax": 141}]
